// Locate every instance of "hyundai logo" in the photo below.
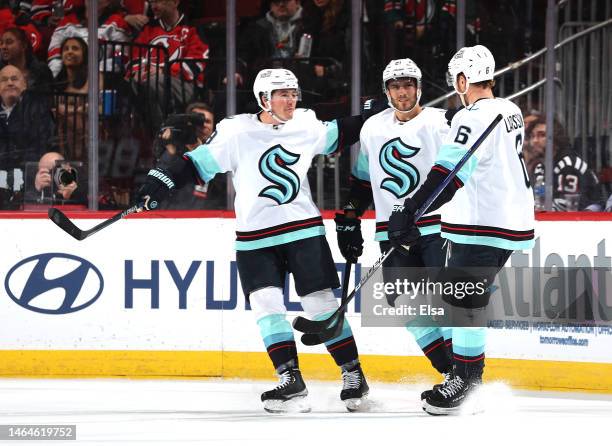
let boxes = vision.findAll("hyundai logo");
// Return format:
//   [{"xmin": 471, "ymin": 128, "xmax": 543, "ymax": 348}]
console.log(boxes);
[{"xmin": 5, "ymin": 253, "xmax": 104, "ymax": 314}]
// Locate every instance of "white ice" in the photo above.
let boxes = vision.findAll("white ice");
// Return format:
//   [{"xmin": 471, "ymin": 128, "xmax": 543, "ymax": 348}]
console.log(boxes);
[{"xmin": 1, "ymin": 378, "xmax": 610, "ymax": 445}]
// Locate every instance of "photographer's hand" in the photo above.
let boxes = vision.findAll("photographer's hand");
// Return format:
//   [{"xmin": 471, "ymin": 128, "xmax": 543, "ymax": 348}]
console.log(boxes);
[
  {"xmin": 58, "ymin": 181, "xmax": 78, "ymax": 200},
  {"xmin": 35, "ymin": 169, "xmax": 52, "ymax": 191}
]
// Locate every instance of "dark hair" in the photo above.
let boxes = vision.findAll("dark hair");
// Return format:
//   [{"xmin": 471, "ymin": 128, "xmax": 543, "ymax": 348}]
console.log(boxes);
[
  {"xmin": 525, "ymin": 115, "xmax": 572, "ymax": 153},
  {"xmin": 55, "ymin": 36, "xmax": 89, "ymax": 91},
  {"xmin": 471, "ymin": 79, "xmax": 496, "ymax": 89},
  {"xmin": 1, "ymin": 27, "xmax": 34, "ymax": 66},
  {"xmin": 186, "ymin": 102, "xmax": 213, "ymax": 115}
]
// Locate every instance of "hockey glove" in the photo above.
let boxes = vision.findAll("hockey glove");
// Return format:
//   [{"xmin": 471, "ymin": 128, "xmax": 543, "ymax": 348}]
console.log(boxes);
[
  {"xmin": 335, "ymin": 213, "xmax": 363, "ymax": 263},
  {"xmin": 444, "ymin": 106, "xmax": 464, "ymax": 126},
  {"xmin": 388, "ymin": 198, "xmax": 421, "ymax": 255},
  {"xmin": 362, "ymin": 97, "xmax": 389, "ymax": 120},
  {"xmin": 137, "ymin": 167, "xmax": 176, "ymax": 210}
]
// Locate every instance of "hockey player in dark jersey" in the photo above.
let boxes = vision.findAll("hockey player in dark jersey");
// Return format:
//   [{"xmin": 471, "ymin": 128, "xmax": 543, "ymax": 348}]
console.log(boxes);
[
  {"xmin": 388, "ymin": 45, "xmax": 535, "ymax": 415},
  {"xmin": 135, "ymin": 68, "xmax": 371, "ymax": 413}
]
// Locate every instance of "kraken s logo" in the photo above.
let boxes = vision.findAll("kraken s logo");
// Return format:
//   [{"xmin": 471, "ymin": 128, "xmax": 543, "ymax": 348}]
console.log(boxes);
[
  {"xmin": 258, "ymin": 145, "xmax": 301, "ymax": 205},
  {"xmin": 4, "ymin": 253, "xmax": 104, "ymax": 314},
  {"xmin": 379, "ymin": 138, "xmax": 421, "ymax": 198}
]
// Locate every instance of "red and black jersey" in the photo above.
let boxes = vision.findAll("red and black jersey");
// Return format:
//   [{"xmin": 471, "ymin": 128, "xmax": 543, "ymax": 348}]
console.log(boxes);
[{"xmin": 129, "ymin": 14, "xmax": 209, "ymax": 86}]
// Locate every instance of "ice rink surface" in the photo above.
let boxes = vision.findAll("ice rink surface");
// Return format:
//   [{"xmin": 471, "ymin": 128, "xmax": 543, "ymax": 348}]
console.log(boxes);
[{"xmin": 1, "ymin": 377, "xmax": 610, "ymax": 445}]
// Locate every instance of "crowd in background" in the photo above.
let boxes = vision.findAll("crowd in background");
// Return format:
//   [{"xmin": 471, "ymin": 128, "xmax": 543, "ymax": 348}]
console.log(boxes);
[{"xmin": 0, "ymin": 0, "xmax": 609, "ymax": 212}]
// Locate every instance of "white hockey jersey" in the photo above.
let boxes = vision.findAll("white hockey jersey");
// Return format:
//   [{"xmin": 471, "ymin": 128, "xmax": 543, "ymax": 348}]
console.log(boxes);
[
  {"xmin": 437, "ymin": 97, "xmax": 535, "ymax": 250},
  {"xmin": 186, "ymin": 109, "xmax": 340, "ymax": 251},
  {"xmin": 354, "ymin": 107, "xmax": 450, "ymax": 241}
]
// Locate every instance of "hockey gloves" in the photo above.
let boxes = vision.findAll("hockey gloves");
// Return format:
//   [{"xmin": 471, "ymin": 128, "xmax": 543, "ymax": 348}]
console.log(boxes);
[
  {"xmin": 444, "ymin": 105, "xmax": 464, "ymax": 126},
  {"xmin": 362, "ymin": 97, "xmax": 389, "ymax": 120},
  {"xmin": 137, "ymin": 167, "xmax": 176, "ymax": 210},
  {"xmin": 335, "ymin": 213, "xmax": 364, "ymax": 263},
  {"xmin": 388, "ymin": 198, "xmax": 421, "ymax": 255}
]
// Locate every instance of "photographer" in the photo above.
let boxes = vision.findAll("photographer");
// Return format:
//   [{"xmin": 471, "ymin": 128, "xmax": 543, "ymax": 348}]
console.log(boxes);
[
  {"xmin": 31, "ymin": 151, "xmax": 85, "ymax": 205},
  {"xmin": 154, "ymin": 110, "xmax": 226, "ymax": 210}
]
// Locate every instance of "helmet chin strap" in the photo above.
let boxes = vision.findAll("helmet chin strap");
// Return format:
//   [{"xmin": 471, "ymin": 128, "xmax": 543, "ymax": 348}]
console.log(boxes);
[{"xmin": 386, "ymin": 89, "xmax": 422, "ymax": 115}]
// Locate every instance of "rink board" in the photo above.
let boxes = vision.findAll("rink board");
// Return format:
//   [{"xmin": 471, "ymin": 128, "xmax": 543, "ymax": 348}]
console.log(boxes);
[{"xmin": 1, "ymin": 212, "xmax": 611, "ymax": 392}]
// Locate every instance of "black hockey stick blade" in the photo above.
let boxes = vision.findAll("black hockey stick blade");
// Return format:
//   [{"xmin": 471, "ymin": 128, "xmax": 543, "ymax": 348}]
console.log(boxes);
[
  {"xmin": 298, "ymin": 263, "xmax": 352, "ymax": 345},
  {"xmin": 48, "ymin": 204, "xmax": 142, "ymax": 241},
  {"xmin": 48, "ymin": 207, "xmax": 86, "ymax": 240},
  {"xmin": 300, "ymin": 314, "xmax": 345, "ymax": 346},
  {"xmin": 293, "ymin": 114, "xmax": 503, "ymax": 335}
]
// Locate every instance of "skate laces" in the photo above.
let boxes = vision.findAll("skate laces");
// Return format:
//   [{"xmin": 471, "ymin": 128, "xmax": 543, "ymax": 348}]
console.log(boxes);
[
  {"xmin": 274, "ymin": 369, "xmax": 294, "ymax": 390},
  {"xmin": 342, "ymin": 368, "xmax": 361, "ymax": 390},
  {"xmin": 439, "ymin": 376, "xmax": 465, "ymax": 398},
  {"xmin": 441, "ymin": 371, "xmax": 452, "ymax": 385}
]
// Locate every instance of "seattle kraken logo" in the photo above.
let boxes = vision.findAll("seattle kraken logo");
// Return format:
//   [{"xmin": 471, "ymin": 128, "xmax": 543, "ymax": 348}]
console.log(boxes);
[
  {"xmin": 379, "ymin": 138, "xmax": 421, "ymax": 198},
  {"xmin": 258, "ymin": 145, "xmax": 301, "ymax": 205}
]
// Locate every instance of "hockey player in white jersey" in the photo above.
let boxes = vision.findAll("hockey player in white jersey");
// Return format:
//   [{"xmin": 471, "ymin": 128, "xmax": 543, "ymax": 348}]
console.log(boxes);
[
  {"xmin": 335, "ymin": 58, "xmax": 454, "ymax": 397},
  {"xmin": 387, "ymin": 45, "xmax": 535, "ymax": 415},
  {"xmin": 136, "ymin": 69, "xmax": 369, "ymax": 413}
]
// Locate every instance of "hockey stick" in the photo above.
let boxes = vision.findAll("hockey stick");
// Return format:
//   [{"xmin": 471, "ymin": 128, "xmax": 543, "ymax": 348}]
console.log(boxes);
[
  {"xmin": 300, "ymin": 262, "xmax": 352, "ymax": 346},
  {"xmin": 292, "ymin": 113, "xmax": 503, "ymax": 337},
  {"xmin": 48, "ymin": 203, "xmax": 143, "ymax": 241}
]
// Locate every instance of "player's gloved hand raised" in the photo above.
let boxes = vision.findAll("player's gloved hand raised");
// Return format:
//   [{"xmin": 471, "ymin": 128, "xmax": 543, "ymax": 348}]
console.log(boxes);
[
  {"xmin": 362, "ymin": 97, "xmax": 389, "ymax": 120},
  {"xmin": 444, "ymin": 106, "xmax": 464, "ymax": 126},
  {"xmin": 335, "ymin": 213, "xmax": 363, "ymax": 263},
  {"xmin": 387, "ymin": 198, "xmax": 421, "ymax": 255},
  {"xmin": 136, "ymin": 167, "xmax": 176, "ymax": 211}
]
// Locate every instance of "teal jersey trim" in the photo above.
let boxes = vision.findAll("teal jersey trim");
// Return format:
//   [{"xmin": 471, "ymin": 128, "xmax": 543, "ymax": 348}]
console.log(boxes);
[
  {"xmin": 374, "ymin": 224, "xmax": 441, "ymax": 242},
  {"xmin": 405, "ymin": 326, "xmax": 446, "ymax": 350},
  {"xmin": 351, "ymin": 151, "xmax": 371, "ymax": 182},
  {"xmin": 235, "ymin": 226, "xmax": 326, "ymax": 251},
  {"xmin": 322, "ymin": 120, "xmax": 340, "ymax": 155},
  {"xmin": 436, "ymin": 144, "xmax": 479, "ymax": 184},
  {"xmin": 442, "ymin": 232, "xmax": 535, "ymax": 251},
  {"xmin": 185, "ymin": 147, "xmax": 222, "ymax": 182},
  {"xmin": 257, "ymin": 314, "xmax": 294, "ymax": 348}
]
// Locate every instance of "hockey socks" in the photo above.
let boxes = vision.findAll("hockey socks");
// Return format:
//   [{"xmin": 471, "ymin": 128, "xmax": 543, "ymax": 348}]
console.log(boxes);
[
  {"xmin": 407, "ymin": 326, "xmax": 453, "ymax": 374},
  {"xmin": 257, "ymin": 314, "xmax": 298, "ymax": 370}
]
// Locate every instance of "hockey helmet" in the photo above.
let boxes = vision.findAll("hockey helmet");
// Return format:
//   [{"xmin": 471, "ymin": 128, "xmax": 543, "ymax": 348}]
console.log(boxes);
[
  {"xmin": 253, "ymin": 68, "xmax": 301, "ymax": 111},
  {"xmin": 382, "ymin": 58, "xmax": 422, "ymax": 113},
  {"xmin": 446, "ymin": 45, "xmax": 495, "ymax": 92}
]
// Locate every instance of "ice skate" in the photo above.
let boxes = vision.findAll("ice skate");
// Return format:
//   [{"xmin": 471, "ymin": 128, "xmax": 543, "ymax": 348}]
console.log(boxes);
[
  {"xmin": 261, "ymin": 368, "xmax": 310, "ymax": 413},
  {"xmin": 340, "ymin": 363, "xmax": 369, "ymax": 412},
  {"xmin": 423, "ymin": 375, "xmax": 482, "ymax": 416}
]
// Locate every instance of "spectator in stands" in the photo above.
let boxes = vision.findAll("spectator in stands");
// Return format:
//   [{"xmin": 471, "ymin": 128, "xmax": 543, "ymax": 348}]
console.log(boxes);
[
  {"xmin": 0, "ymin": 27, "xmax": 53, "ymax": 91},
  {"xmin": 122, "ymin": 0, "xmax": 150, "ymax": 32},
  {"xmin": 52, "ymin": 36, "xmax": 98, "ymax": 159},
  {"xmin": 0, "ymin": 1, "xmax": 44, "ymax": 53},
  {"xmin": 31, "ymin": 150, "xmax": 84, "ymax": 204},
  {"xmin": 127, "ymin": 0, "xmax": 209, "ymax": 130},
  {"xmin": 47, "ymin": 0, "xmax": 130, "ymax": 78},
  {"xmin": 301, "ymin": 0, "xmax": 350, "ymax": 99},
  {"xmin": 0, "ymin": 64, "xmax": 56, "ymax": 208},
  {"xmin": 237, "ymin": 0, "xmax": 304, "ymax": 84},
  {"xmin": 526, "ymin": 116, "xmax": 604, "ymax": 211}
]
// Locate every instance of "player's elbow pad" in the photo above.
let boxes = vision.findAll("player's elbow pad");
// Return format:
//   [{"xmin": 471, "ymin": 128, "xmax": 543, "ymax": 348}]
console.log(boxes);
[
  {"xmin": 411, "ymin": 165, "xmax": 463, "ymax": 212},
  {"xmin": 156, "ymin": 153, "xmax": 201, "ymax": 189}
]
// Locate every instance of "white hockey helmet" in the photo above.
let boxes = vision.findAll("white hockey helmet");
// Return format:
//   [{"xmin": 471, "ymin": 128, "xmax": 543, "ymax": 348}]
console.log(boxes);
[
  {"xmin": 382, "ymin": 58, "xmax": 422, "ymax": 113},
  {"xmin": 253, "ymin": 68, "xmax": 301, "ymax": 111},
  {"xmin": 446, "ymin": 44, "xmax": 495, "ymax": 93}
]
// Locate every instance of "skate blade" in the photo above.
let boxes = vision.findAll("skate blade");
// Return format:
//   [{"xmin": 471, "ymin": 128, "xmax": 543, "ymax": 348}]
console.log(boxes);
[
  {"xmin": 263, "ymin": 396, "xmax": 311, "ymax": 414},
  {"xmin": 423, "ymin": 398, "xmax": 484, "ymax": 416},
  {"xmin": 344, "ymin": 394, "xmax": 370, "ymax": 412}
]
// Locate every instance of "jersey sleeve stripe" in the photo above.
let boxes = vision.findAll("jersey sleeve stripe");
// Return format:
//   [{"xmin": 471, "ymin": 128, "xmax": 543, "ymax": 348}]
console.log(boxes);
[
  {"xmin": 185, "ymin": 147, "xmax": 222, "ymax": 182},
  {"xmin": 351, "ymin": 152, "xmax": 371, "ymax": 182},
  {"xmin": 435, "ymin": 144, "xmax": 479, "ymax": 184},
  {"xmin": 322, "ymin": 120, "xmax": 340, "ymax": 155}
]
